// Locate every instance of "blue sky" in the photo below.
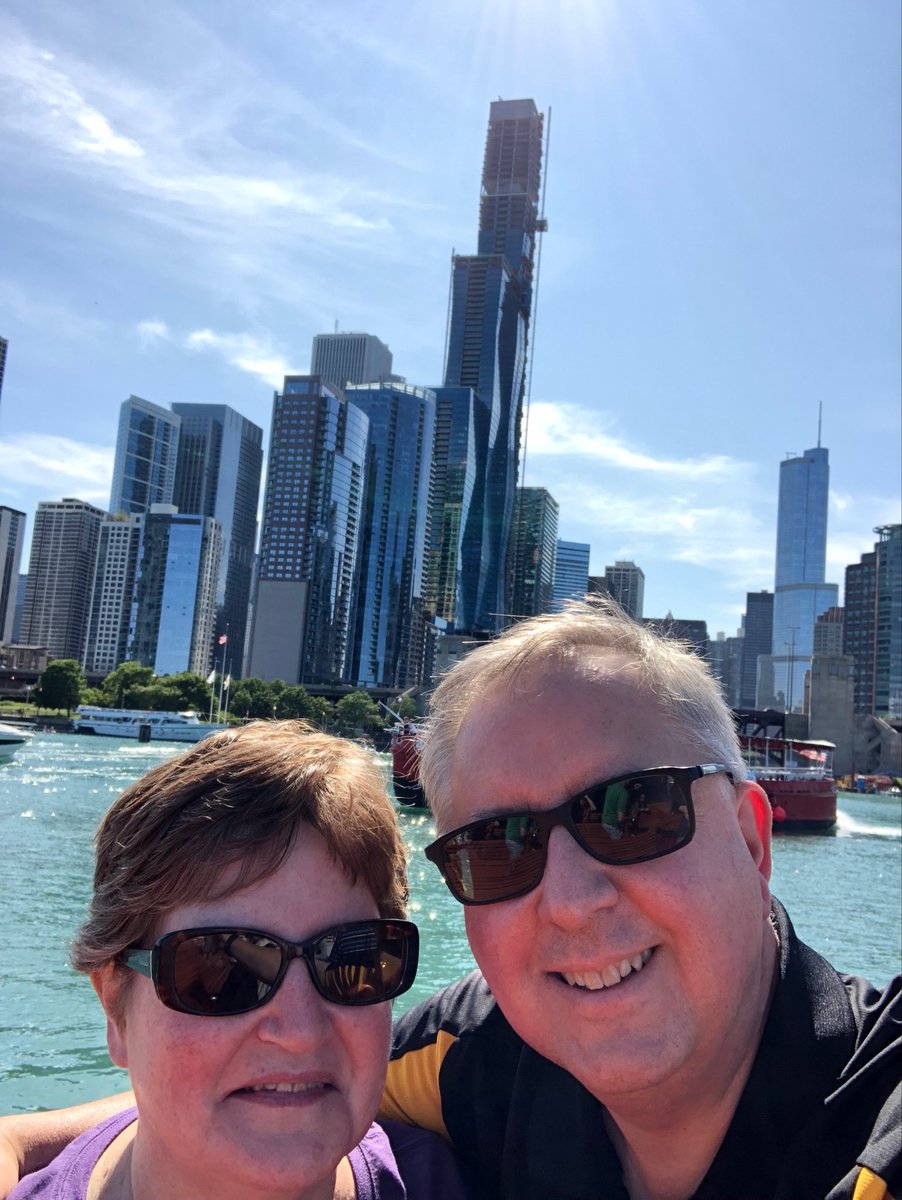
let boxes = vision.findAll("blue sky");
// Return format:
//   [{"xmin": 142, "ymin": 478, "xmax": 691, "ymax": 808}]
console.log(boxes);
[{"xmin": 1, "ymin": 0, "xmax": 899, "ymax": 637}]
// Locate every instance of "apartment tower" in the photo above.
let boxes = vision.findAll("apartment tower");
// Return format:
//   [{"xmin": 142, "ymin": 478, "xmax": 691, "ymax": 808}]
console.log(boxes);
[
  {"xmin": 0, "ymin": 507, "xmax": 26, "ymax": 642},
  {"xmin": 171, "ymin": 403, "xmax": 263, "ymax": 665},
  {"xmin": 21, "ymin": 499, "xmax": 106, "ymax": 660},
  {"xmin": 247, "ymin": 377, "xmax": 369, "ymax": 686},
  {"xmin": 310, "ymin": 333, "xmax": 393, "ymax": 389},
  {"xmin": 344, "ymin": 382, "xmax": 436, "ymax": 688},
  {"xmin": 443, "ymin": 98, "xmax": 545, "ymax": 634},
  {"xmin": 510, "ymin": 487, "xmax": 559, "ymax": 619},
  {"xmin": 109, "ymin": 395, "xmax": 181, "ymax": 516}
]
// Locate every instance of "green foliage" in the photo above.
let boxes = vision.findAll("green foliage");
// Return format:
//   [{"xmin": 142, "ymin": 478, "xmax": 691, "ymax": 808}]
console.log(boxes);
[
  {"xmin": 96, "ymin": 663, "xmax": 212, "ymax": 713},
  {"xmin": 79, "ymin": 687, "xmax": 104, "ymax": 707},
  {"xmin": 100, "ymin": 662, "xmax": 154, "ymax": 707},
  {"xmin": 35, "ymin": 659, "xmax": 86, "ymax": 715},
  {"xmin": 230, "ymin": 677, "xmax": 277, "ymax": 719},
  {"xmin": 334, "ymin": 690, "xmax": 383, "ymax": 735},
  {"xmin": 396, "ymin": 695, "xmax": 418, "ymax": 720}
]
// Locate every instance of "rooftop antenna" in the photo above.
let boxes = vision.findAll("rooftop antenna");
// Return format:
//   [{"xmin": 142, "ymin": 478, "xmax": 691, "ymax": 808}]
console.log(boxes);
[
  {"xmin": 442, "ymin": 249, "xmax": 455, "ymax": 379},
  {"xmin": 334, "ymin": 319, "xmax": 339, "ymax": 334},
  {"xmin": 817, "ymin": 400, "xmax": 822, "ymax": 448}
]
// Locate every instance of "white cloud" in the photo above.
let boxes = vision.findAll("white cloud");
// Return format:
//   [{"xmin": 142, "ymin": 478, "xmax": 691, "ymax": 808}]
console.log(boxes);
[
  {"xmin": 136, "ymin": 318, "xmax": 170, "ymax": 343},
  {"xmin": 0, "ymin": 434, "xmax": 113, "ymax": 504},
  {"xmin": 526, "ymin": 401, "xmax": 737, "ymax": 479},
  {"xmin": 185, "ymin": 328, "xmax": 298, "ymax": 388}
]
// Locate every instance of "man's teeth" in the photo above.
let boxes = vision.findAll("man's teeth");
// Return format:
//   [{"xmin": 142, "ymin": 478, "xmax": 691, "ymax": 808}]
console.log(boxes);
[
  {"xmin": 562, "ymin": 948, "xmax": 653, "ymax": 991},
  {"xmin": 246, "ymin": 1082, "xmax": 322, "ymax": 1094}
]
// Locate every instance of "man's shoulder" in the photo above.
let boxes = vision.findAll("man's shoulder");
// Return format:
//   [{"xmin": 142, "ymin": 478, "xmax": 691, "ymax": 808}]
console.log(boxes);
[{"xmin": 391, "ymin": 970, "xmax": 508, "ymax": 1058}]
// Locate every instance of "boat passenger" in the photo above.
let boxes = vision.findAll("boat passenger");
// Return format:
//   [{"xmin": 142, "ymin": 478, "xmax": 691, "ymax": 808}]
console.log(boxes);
[
  {"xmin": 2, "ymin": 602, "xmax": 900, "ymax": 1198},
  {"xmin": 4, "ymin": 722, "xmax": 468, "ymax": 1200}
]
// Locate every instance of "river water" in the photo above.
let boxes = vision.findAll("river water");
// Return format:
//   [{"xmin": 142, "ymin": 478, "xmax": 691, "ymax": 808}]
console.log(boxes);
[{"xmin": 1, "ymin": 734, "xmax": 899, "ymax": 1112}]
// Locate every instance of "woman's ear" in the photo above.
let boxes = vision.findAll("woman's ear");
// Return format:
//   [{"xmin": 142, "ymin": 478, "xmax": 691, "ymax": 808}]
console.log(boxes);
[{"xmin": 91, "ymin": 966, "xmax": 129, "ymax": 1069}]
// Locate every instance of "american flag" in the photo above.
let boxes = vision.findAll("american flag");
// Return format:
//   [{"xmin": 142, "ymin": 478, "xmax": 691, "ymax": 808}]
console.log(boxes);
[{"xmin": 218, "ymin": 634, "xmax": 228, "ymax": 645}]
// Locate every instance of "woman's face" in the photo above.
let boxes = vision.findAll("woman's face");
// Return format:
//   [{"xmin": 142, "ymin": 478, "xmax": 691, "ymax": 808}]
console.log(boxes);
[{"xmin": 101, "ymin": 827, "xmax": 392, "ymax": 1199}]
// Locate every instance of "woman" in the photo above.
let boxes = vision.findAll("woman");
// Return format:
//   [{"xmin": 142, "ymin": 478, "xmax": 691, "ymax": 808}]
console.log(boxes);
[{"xmin": 9, "ymin": 722, "xmax": 467, "ymax": 1200}]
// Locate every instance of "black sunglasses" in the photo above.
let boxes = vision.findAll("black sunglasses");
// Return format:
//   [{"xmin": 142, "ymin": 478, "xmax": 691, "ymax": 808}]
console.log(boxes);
[
  {"xmin": 119, "ymin": 919, "xmax": 419, "ymax": 1016},
  {"xmin": 425, "ymin": 765, "xmax": 733, "ymax": 906}
]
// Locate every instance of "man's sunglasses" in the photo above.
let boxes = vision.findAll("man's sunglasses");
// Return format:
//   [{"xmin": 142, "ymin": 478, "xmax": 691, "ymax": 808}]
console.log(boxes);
[
  {"xmin": 425, "ymin": 765, "xmax": 733, "ymax": 906},
  {"xmin": 119, "ymin": 919, "xmax": 419, "ymax": 1016}
]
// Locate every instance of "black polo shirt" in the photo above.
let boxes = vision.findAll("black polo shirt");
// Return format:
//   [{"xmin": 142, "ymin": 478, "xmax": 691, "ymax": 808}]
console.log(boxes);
[{"xmin": 383, "ymin": 900, "xmax": 901, "ymax": 1199}]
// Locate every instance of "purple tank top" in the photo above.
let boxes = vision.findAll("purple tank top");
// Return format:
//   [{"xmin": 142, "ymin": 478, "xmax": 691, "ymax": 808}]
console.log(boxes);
[{"xmin": 10, "ymin": 1109, "xmax": 468, "ymax": 1199}]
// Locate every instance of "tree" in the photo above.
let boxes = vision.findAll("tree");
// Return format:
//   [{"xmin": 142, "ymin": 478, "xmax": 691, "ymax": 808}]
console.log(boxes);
[
  {"xmin": 229, "ymin": 677, "xmax": 277, "ymax": 719},
  {"xmin": 35, "ymin": 660, "xmax": 86, "ymax": 716},
  {"xmin": 100, "ymin": 662, "xmax": 154, "ymax": 708},
  {"xmin": 396, "ymin": 695, "xmax": 418, "ymax": 721},
  {"xmin": 334, "ymin": 691, "xmax": 383, "ymax": 736},
  {"xmin": 157, "ymin": 672, "xmax": 212, "ymax": 712}
]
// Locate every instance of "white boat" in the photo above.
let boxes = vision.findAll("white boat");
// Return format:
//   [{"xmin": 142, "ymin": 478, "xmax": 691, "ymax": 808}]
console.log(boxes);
[
  {"xmin": 75, "ymin": 707, "xmax": 229, "ymax": 744},
  {"xmin": 0, "ymin": 721, "xmax": 34, "ymax": 763}
]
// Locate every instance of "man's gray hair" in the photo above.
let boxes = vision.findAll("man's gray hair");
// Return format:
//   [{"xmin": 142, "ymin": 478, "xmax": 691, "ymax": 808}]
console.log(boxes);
[{"xmin": 420, "ymin": 599, "xmax": 746, "ymax": 827}]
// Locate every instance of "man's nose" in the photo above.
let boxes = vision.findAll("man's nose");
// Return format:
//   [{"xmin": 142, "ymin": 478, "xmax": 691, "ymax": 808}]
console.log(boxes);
[{"xmin": 535, "ymin": 823, "xmax": 620, "ymax": 930}]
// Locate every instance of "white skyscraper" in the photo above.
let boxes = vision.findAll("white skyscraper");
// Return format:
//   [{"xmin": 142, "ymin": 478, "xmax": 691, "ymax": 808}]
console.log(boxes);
[{"xmin": 310, "ymin": 333, "xmax": 393, "ymax": 388}]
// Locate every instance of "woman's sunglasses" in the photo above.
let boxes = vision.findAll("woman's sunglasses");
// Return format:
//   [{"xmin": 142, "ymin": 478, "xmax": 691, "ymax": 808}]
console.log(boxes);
[
  {"xmin": 119, "ymin": 919, "xmax": 419, "ymax": 1016},
  {"xmin": 425, "ymin": 765, "xmax": 733, "ymax": 905}
]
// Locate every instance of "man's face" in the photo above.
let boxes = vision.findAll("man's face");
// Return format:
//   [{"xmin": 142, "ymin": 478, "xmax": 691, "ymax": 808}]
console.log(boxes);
[{"xmin": 447, "ymin": 653, "xmax": 774, "ymax": 1105}]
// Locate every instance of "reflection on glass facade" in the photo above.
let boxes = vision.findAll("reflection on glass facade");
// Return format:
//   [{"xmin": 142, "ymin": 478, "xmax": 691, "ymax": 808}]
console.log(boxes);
[
  {"xmin": 248, "ymin": 377, "xmax": 368, "ymax": 685},
  {"xmin": 443, "ymin": 99, "xmax": 544, "ymax": 634},
  {"xmin": 129, "ymin": 510, "xmax": 221, "ymax": 677},
  {"xmin": 510, "ymin": 487, "xmax": 559, "ymax": 618},
  {"xmin": 110, "ymin": 396, "xmax": 180, "ymax": 515},
  {"xmin": 771, "ymin": 446, "xmax": 836, "ymax": 710},
  {"xmin": 171, "ymin": 403, "xmax": 263, "ymax": 670},
  {"xmin": 552, "ymin": 540, "xmax": 590, "ymax": 611},
  {"xmin": 345, "ymin": 384, "xmax": 436, "ymax": 688},
  {"xmin": 426, "ymin": 387, "xmax": 476, "ymax": 623}
]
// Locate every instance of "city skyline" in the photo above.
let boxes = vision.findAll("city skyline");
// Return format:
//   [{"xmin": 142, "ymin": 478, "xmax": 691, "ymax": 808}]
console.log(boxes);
[{"xmin": 0, "ymin": 1, "xmax": 899, "ymax": 637}]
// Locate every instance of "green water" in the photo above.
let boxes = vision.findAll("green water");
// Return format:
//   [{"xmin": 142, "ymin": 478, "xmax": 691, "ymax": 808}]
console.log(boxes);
[{"xmin": 1, "ymin": 734, "xmax": 899, "ymax": 1112}]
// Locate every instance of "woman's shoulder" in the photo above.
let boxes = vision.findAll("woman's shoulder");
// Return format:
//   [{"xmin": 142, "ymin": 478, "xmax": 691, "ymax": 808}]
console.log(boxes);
[{"xmin": 8, "ymin": 1110, "xmax": 138, "ymax": 1200}]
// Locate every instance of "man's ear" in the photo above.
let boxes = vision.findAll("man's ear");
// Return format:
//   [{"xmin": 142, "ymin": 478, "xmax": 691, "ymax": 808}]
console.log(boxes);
[
  {"xmin": 91, "ymin": 966, "xmax": 129, "ymax": 1070},
  {"xmin": 736, "ymin": 779, "xmax": 773, "ymax": 884}
]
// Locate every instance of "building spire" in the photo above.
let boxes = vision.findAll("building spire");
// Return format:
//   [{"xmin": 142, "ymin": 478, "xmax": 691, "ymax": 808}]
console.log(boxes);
[{"xmin": 817, "ymin": 400, "xmax": 822, "ymax": 448}]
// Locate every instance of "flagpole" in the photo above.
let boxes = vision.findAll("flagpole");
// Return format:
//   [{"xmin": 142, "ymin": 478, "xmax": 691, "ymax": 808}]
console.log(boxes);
[
  {"xmin": 216, "ymin": 626, "xmax": 230, "ymax": 722},
  {"xmin": 208, "ymin": 660, "xmax": 218, "ymax": 723}
]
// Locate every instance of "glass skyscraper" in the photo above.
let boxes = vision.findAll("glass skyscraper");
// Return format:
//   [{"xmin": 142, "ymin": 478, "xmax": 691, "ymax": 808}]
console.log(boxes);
[
  {"xmin": 769, "ymin": 446, "xmax": 837, "ymax": 711},
  {"xmin": 844, "ymin": 524, "xmax": 902, "ymax": 717},
  {"xmin": 510, "ymin": 487, "xmax": 559, "ymax": 619},
  {"xmin": 0, "ymin": 506, "xmax": 26, "ymax": 643},
  {"xmin": 344, "ymin": 383, "xmax": 436, "ymax": 688},
  {"xmin": 443, "ymin": 98, "xmax": 545, "ymax": 633},
  {"xmin": 171, "ymin": 403, "xmax": 263, "ymax": 668},
  {"xmin": 109, "ymin": 396, "xmax": 181, "ymax": 516},
  {"xmin": 247, "ymin": 377, "xmax": 369, "ymax": 686},
  {"xmin": 425, "ymin": 386, "xmax": 476, "ymax": 625},
  {"xmin": 552, "ymin": 540, "xmax": 590, "ymax": 611},
  {"xmin": 129, "ymin": 508, "xmax": 221, "ymax": 677}
]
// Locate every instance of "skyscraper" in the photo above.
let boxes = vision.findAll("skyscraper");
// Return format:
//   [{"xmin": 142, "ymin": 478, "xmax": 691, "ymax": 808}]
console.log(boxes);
[
  {"xmin": 109, "ymin": 396, "xmax": 181, "ymax": 516},
  {"xmin": 425, "ymin": 386, "xmax": 476, "ymax": 624},
  {"xmin": 602, "ymin": 561, "xmax": 645, "ymax": 620},
  {"xmin": 443, "ymin": 98, "xmax": 545, "ymax": 634},
  {"xmin": 171, "ymin": 403, "xmax": 264, "ymax": 663},
  {"xmin": 344, "ymin": 383, "xmax": 436, "ymax": 688},
  {"xmin": 844, "ymin": 524, "xmax": 902, "ymax": 717},
  {"xmin": 552, "ymin": 540, "xmax": 590, "ymax": 611},
  {"xmin": 768, "ymin": 446, "xmax": 837, "ymax": 711},
  {"xmin": 129, "ymin": 507, "xmax": 222, "ymax": 677},
  {"xmin": 247, "ymin": 377, "xmax": 369, "ymax": 685},
  {"xmin": 510, "ymin": 487, "xmax": 559, "ymax": 619},
  {"xmin": 740, "ymin": 590, "xmax": 773, "ymax": 709},
  {"xmin": 84, "ymin": 514, "xmax": 143, "ymax": 674},
  {"xmin": 21, "ymin": 499, "xmax": 106, "ymax": 660},
  {"xmin": 310, "ymin": 333, "xmax": 393, "ymax": 388},
  {"xmin": 0, "ymin": 507, "xmax": 26, "ymax": 643}
]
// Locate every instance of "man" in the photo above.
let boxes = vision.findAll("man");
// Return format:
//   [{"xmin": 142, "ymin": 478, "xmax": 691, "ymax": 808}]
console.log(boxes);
[
  {"xmin": 381, "ymin": 603, "xmax": 901, "ymax": 1198},
  {"xmin": 2, "ymin": 604, "xmax": 900, "ymax": 1198}
]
